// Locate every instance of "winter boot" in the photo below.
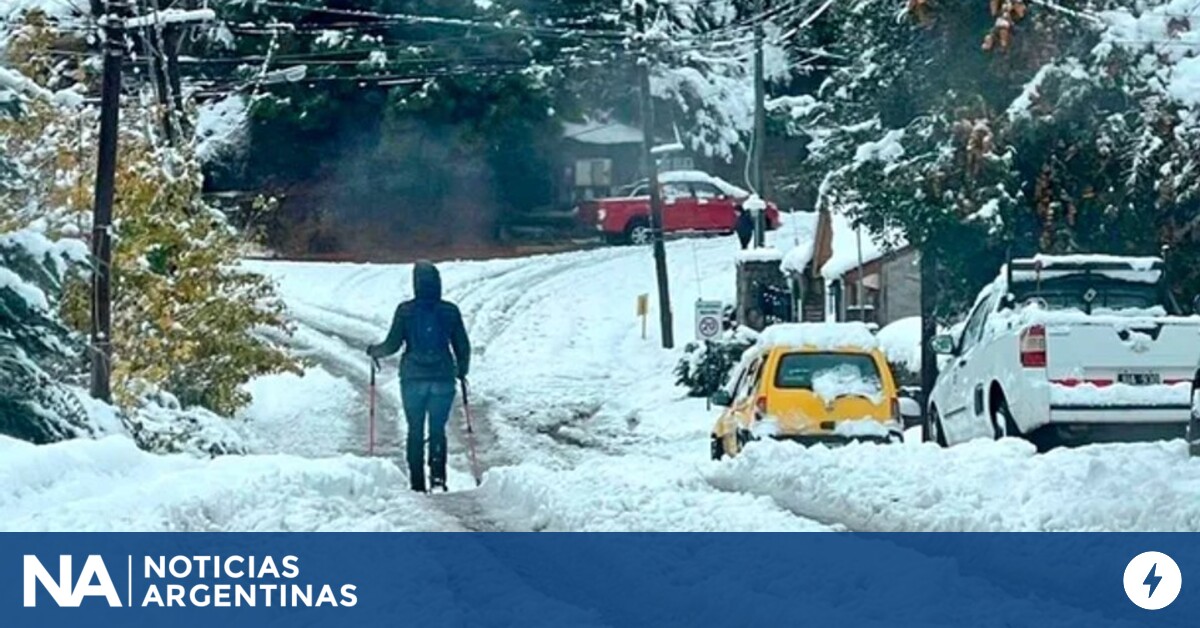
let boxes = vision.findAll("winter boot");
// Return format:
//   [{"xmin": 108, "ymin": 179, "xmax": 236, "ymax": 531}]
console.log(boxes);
[
  {"xmin": 429, "ymin": 460, "xmax": 447, "ymax": 492},
  {"xmin": 409, "ymin": 468, "xmax": 427, "ymax": 493}
]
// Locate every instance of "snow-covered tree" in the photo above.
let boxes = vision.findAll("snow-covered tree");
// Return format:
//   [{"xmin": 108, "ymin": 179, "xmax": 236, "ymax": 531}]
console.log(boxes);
[
  {"xmin": 0, "ymin": 229, "xmax": 93, "ymax": 443},
  {"xmin": 1, "ymin": 11, "xmax": 300, "ymax": 418},
  {"xmin": 782, "ymin": 0, "xmax": 1200, "ymax": 309}
]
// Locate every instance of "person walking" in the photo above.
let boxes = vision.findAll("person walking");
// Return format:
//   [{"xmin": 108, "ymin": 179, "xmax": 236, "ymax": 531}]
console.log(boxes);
[
  {"xmin": 735, "ymin": 205, "xmax": 754, "ymax": 250},
  {"xmin": 368, "ymin": 261, "xmax": 471, "ymax": 492}
]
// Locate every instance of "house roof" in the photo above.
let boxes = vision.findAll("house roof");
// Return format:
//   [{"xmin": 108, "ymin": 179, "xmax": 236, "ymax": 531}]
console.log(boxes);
[
  {"xmin": 561, "ymin": 118, "xmax": 644, "ymax": 145},
  {"xmin": 778, "ymin": 208, "xmax": 910, "ymax": 280}
]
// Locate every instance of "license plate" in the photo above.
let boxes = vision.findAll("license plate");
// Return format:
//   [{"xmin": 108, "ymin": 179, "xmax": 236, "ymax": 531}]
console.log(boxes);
[{"xmin": 1117, "ymin": 371, "xmax": 1161, "ymax": 386}]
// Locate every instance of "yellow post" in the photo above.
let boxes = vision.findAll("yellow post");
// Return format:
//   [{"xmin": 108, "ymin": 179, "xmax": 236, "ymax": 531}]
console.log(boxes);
[{"xmin": 637, "ymin": 293, "xmax": 649, "ymax": 340}]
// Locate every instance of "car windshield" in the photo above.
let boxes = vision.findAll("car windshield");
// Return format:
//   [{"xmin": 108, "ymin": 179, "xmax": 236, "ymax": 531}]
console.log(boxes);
[
  {"xmin": 774, "ymin": 352, "xmax": 882, "ymax": 392},
  {"xmin": 1010, "ymin": 277, "xmax": 1164, "ymax": 312}
]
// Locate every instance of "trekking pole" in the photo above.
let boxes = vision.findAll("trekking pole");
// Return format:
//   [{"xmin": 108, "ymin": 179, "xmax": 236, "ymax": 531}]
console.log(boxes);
[
  {"xmin": 368, "ymin": 358, "xmax": 379, "ymax": 456},
  {"xmin": 460, "ymin": 378, "xmax": 483, "ymax": 487}
]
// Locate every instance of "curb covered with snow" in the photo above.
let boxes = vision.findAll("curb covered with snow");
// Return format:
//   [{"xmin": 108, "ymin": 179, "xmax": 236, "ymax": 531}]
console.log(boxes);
[
  {"xmin": 705, "ymin": 438, "xmax": 1200, "ymax": 531},
  {"xmin": 0, "ymin": 436, "xmax": 459, "ymax": 531}
]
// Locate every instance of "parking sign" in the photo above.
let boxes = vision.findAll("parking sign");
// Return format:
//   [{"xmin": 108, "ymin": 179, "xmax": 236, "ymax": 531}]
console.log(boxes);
[{"xmin": 695, "ymin": 300, "xmax": 724, "ymax": 341}]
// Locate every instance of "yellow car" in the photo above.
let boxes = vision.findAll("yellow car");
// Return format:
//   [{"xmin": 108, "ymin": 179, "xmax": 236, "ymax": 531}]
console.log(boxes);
[{"xmin": 710, "ymin": 323, "xmax": 914, "ymax": 459}]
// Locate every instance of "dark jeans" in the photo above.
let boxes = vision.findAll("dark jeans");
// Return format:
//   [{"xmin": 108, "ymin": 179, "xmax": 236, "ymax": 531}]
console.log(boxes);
[{"xmin": 400, "ymin": 379, "xmax": 456, "ymax": 487}]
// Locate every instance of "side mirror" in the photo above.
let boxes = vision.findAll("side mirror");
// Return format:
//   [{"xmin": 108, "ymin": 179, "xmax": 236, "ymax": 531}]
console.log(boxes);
[
  {"xmin": 710, "ymin": 390, "xmax": 733, "ymax": 407},
  {"xmin": 931, "ymin": 334, "xmax": 956, "ymax": 355},
  {"xmin": 898, "ymin": 397, "xmax": 923, "ymax": 428}
]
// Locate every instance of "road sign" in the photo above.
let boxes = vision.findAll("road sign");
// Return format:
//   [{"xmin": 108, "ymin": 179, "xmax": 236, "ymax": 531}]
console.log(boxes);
[
  {"xmin": 695, "ymin": 300, "xmax": 724, "ymax": 341},
  {"xmin": 637, "ymin": 293, "xmax": 649, "ymax": 339}
]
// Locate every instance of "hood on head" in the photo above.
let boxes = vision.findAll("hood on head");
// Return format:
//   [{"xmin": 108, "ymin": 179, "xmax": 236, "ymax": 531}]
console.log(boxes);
[{"xmin": 413, "ymin": 260, "xmax": 441, "ymax": 301}]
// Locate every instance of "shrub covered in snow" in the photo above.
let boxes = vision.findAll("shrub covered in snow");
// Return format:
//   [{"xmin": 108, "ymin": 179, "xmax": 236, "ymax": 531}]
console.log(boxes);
[
  {"xmin": 2, "ymin": 16, "xmax": 300, "ymax": 416},
  {"xmin": 675, "ymin": 326, "xmax": 757, "ymax": 398},
  {"xmin": 124, "ymin": 390, "xmax": 250, "ymax": 458}
]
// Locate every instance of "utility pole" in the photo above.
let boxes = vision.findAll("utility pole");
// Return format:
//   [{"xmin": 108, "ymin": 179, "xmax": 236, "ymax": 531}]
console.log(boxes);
[
  {"xmin": 752, "ymin": 0, "xmax": 767, "ymax": 248},
  {"xmin": 919, "ymin": 247, "xmax": 938, "ymax": 441},
  {"xmin": 90, "ymin": 2, "xmax": 124, "ymax": 403},
  {"xmin": 635, "ymin": 1, "xmax": 674, "ymax": 349}
]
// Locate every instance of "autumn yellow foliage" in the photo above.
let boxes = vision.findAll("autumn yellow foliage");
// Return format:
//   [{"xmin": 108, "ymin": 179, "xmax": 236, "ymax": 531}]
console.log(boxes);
[{"xmin": 1, "ymin": 14, "xmax": 300, "ymax": 415}]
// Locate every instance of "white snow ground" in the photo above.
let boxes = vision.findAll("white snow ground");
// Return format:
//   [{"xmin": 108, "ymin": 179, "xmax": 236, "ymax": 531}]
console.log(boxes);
[{"xmin": 5, "ymin": 219, "xmax": 1200, "ymax": 532}]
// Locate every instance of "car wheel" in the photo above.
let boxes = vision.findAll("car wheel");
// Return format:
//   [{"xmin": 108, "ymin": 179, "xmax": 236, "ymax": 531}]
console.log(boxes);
[
  {"xmin": 925, "ymin": 407, "xmax": 948, "ymax": 447},
  {"xmin": 992, "ymin": 394, "xmax": 1020, "ymax": 440},
  {"xmin": 625, "ymin": 220, "xmax": 653, "ymax": 245},
  {"xmin": 711, "ymin": 435, "xmax": 725, "ymax": 460}
]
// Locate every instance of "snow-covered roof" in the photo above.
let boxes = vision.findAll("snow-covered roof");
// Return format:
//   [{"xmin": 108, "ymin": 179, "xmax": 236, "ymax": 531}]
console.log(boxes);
[
  {"xmin": 658, "ymin": 170, "xmax": 750, "ymax": 198},
  {"xmin": 756, "ymin": 322, "xmax": 879, "ymax": 352},
  {"xmin": 779, "ymin": 211, "xmax": 820, "ymax": 275},
  {"xmin": 561, "ymin": 118, "xmax": 644, "ymax": 145},
  {"xmin": 821, "ymin": 208, "xmax": 906, "ymax": 280}
]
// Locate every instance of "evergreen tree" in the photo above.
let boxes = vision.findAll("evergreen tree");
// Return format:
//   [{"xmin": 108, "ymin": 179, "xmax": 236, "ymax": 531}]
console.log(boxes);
[{"xmin": 781, "ymin": 0, "xmax": 1200, "ymax": 312}]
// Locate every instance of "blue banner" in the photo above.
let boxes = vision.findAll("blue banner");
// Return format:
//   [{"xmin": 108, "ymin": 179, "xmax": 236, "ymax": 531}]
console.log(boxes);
[{"xmin": 1, "ymin": 533, "xmax": 1194, "ymax": 627}]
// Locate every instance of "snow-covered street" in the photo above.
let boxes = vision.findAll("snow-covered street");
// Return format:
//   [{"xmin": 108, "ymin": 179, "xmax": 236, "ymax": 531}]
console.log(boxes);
[{"xmin": 6, "ymin": 230, "xmax": 1200, "ymax": 532}]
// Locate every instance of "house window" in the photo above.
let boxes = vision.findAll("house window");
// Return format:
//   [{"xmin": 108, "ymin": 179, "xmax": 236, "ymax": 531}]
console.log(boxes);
[
  {"xmin": 843, "ymin": 274, "xmax": 880, "ymax": 324},
  {"xmin": 574, "ymin": 158, "xmax": 613, "ymax": 187}
]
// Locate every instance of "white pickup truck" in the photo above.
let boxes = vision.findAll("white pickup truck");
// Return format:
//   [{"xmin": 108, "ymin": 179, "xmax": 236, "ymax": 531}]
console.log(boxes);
[{"xmin": 927, "ymin": 255, "xmax": 1200, "ymax": 449}]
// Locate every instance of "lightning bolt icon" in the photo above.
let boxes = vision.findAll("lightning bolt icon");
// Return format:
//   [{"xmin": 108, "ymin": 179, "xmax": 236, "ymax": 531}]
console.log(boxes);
[{"xmin": 1144, "ymin": 563, "xmax": 1163, "ymax": 598}]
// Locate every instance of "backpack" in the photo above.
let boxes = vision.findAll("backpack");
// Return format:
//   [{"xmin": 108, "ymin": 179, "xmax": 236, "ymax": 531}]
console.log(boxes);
[{"xmin": 407, "ymin": 302, "xmax": 447, "ymax": 366}]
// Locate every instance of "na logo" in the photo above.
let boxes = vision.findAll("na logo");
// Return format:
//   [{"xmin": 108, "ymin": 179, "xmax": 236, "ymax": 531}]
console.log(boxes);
[{"xmin": 23, "ymin": 555, "xmax": 122, "ymax": 608}]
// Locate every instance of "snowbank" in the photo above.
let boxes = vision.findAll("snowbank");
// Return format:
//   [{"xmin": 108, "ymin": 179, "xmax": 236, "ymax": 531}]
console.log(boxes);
[
  {"xmin": 0, "ymin": 435, "xmax": 458, "ymax": 531},
  {"xmin": 238, "ymin": 366, "xmax": 358, "ymax": 457},
  {"xmin": 706, "ymin": 437, "xmax": 1200, "ymax": 531},
  {"xmin": 877, "ymin": 316, "xmax": 921, "ymax": 372}
]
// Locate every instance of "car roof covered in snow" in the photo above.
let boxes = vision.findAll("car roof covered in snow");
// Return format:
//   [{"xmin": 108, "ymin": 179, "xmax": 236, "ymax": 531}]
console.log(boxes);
[
  {"xmin": 754, "ymin": 322, "xmax": 880, "ymax": 353},
  {"xmin": 657, "ymin": 170, "xmax": 751, "ymax": 198}
]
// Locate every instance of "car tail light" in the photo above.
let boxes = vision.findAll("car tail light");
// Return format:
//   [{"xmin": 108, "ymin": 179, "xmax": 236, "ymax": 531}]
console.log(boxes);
[
  {"xmin": 1020, "ymin": 324, "xmax": 1047, "ymax": 368},
  {"xmin": 755, "ymin": 396, "xmax": 767, "ymax": 419},
  {"xmin": 890, "ymin": 398, "xmax": 900, "ymax": 421}
]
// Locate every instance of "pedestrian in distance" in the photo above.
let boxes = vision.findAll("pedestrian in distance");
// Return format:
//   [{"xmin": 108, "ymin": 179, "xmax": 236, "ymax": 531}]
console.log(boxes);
[
  {"xmin": 735, "ymin": 205, "xmax": 754, "ymax": 250},
  {"xmin": 367, "ymin": 261, "xmax": 471, "ymax": 493}
]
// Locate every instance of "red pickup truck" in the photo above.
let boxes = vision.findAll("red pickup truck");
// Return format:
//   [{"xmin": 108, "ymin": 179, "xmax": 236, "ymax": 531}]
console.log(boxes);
[{"xmin": 576, "ymin": 170, "xmax": 781, "ymax": 244}]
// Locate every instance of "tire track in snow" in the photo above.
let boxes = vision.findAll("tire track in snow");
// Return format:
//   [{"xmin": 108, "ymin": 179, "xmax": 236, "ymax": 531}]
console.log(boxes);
[{"xmin": 253, "ymin": 236, "xmax": 836, "ymax": 531}]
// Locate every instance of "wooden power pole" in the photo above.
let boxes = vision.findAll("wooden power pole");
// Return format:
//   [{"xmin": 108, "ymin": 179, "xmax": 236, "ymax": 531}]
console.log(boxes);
[
  {"xmin": 635, "ymin": 2, "xmax": 674, "ymax": 349},
  {"xmin": 752, "ymin": 0, "xmax": 767, "ymax": 248},
  {"xmin": 90, "ymin": 4, "xmax": 124, "ymax": 403},
  {"xmin": 919, "ymin": 247, "xmax": 938, "ymax": 440}
]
